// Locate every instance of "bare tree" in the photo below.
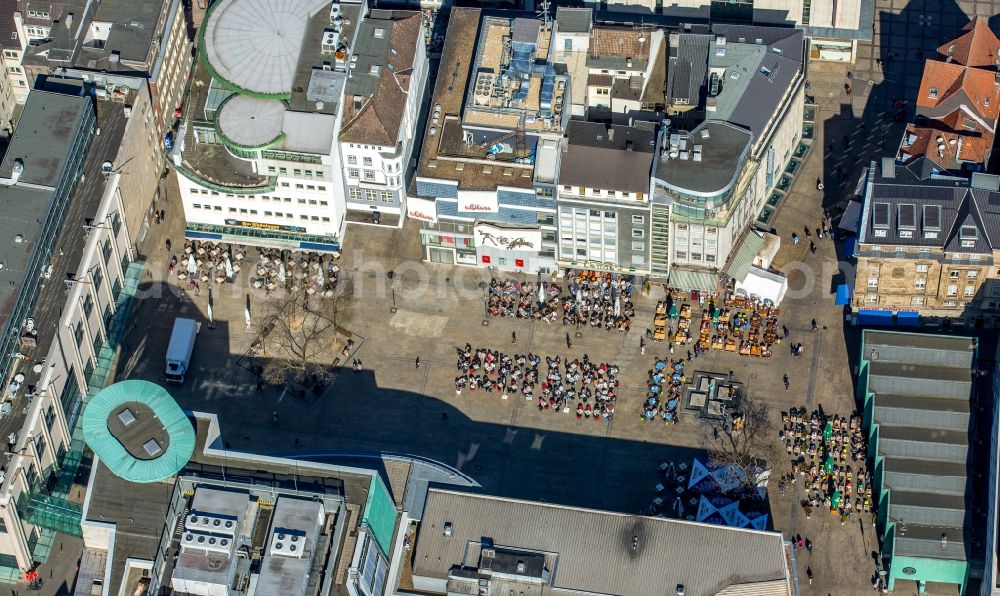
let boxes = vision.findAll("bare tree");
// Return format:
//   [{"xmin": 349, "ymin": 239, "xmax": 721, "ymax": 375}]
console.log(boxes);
[
  {"xmin": 702, "ymin": 394, "xmax": 779, "ymax": 493},
  {"xmin": 260, "ymin": 289, "xmax": 347, "ymax": 387}
]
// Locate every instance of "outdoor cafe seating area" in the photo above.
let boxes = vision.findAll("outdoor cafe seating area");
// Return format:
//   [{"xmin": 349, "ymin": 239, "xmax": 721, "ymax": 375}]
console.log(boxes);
[{"xmin": 651, "ymin": 295, "xmax": 780, "ymax": 358}]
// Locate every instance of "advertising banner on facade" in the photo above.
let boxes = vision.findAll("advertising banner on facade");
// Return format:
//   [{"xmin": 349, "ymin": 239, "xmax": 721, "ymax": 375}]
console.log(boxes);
[
  {"xmin": 225, "ymin": 219, "xmax": 306, "ymax": 233},
  {"xmin": 474, "ymin": 223, "xmax": 541, "ymax": 251},
  {"xmin": 458, "ymin": 191, "xmax": 499, "ymax": 213},
  {"xmin": 406, "ymin": 197, "xmax": 438, "ymax": 223}
]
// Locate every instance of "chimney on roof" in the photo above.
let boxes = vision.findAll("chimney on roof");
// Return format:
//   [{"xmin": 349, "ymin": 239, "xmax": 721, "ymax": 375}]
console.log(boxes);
[{"xmin": 881, "ymin": 156, "xmax": 895, "ymax": 179}]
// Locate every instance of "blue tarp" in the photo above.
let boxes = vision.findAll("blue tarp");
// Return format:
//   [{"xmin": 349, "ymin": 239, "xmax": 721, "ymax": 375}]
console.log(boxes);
[
  {"xmin": 843, "ymin": 237, "xmax": 856, "ymax": 258},
  {"xmin": 835, "ymin": 284, "xmax": 851, "ymax": 305},
  {"xmin": 858, "ymin": 309, "xmax": 893, "ymax": 326},
  {"xmin": 896, "ymin": 311, "xmax": 920, "ymax": 326}
]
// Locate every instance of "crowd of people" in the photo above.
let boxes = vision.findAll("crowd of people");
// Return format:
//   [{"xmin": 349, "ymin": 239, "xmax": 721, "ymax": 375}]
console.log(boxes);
[
  {"xmin": 779, "ymin": 407, "xmax": 872, "ymax": 521},
  {"xmin": 486, "ymin": 273, "xmax": 635, "ymax": 332},
  {"xmin": 641, "ymin": 358, "xmax": 686, "ymax": 424},
  {"xmin": 454, "ymin": 344, "xmax": 620, "ymax": 420}
]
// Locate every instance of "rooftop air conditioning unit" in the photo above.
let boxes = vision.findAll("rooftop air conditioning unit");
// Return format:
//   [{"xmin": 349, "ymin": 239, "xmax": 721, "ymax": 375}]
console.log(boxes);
[
  {"xmin": 329, "ymin": 2, "xmax": 341, "ymax": 24},
  {"xmin": 270, "ymin": 530, "xmax": 307, "ymax": 558},
  {"xmin": 322, "ymin": 30, "xmax": 340, "ymax": 55}
]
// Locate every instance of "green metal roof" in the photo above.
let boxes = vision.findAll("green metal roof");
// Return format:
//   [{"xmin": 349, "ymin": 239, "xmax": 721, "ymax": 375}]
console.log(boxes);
[
  {"xmin": 667, "ymin": 267, "xmax": 719, "ymax": 293},
  {"xmin": 82, "ymin": 380, "xmax": 195, "ymax": 484},
  {"xmin": 725, "ymin": 231, "xmax": 764, "ymax": 282}
]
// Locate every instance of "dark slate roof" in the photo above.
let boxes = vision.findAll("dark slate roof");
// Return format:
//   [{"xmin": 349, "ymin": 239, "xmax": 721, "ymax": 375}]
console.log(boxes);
[
  {"xmin": 560, "ymin": 121, "xmax": 655, "ymax": 194},
  {"xmin": 555, "ymin": 7, "xmax": 591, "ymax": 34},
  {"xmin": 666, "ymin": 33, "xmax": 711, "ymax": 105},
  {"xmin": 858, "ymin": 158, "xmax": 1000, "ymax": 251},
  {"xmin": 726, "ymin": 50, "xmax": 801, "ymax": 140}
]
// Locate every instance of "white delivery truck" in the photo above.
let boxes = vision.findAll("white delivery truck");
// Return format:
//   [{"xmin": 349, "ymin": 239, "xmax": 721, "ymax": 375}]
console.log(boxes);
[{"xmin": 165, "ymin": 318, "xmax": 199, "ymax": 383}]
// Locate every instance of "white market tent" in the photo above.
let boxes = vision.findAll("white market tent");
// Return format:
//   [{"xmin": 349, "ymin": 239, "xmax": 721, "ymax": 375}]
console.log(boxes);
[{"xmin": 735, "ymin": 266, "xmax": 788, "ymax": 305}]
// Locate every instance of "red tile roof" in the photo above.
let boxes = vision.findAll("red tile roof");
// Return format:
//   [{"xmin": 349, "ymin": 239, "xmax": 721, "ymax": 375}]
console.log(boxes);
[
  {"xmin": 916, "ymin": 60, "xmax": 1000, "ymax": 122},
  {"xmin": 898, "ymin": 122, "xmax": 994, "ymax": 170},
  {"xmin": 937, "ymin": 17, "xmax": 1000, "ymax": 68}
]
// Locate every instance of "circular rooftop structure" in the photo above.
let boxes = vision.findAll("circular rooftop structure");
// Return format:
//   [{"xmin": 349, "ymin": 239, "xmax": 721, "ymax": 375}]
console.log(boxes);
[
  {"xmin": 201, "ymin": 0, "xmax": 330, "ymax": 97},
  {"xmin": 82, "ymin": 380, "xmax": 195, "ymax": 484},
  {"xmin": 216, "ymin": 95, "xmax": 286, "ymax": 150}
]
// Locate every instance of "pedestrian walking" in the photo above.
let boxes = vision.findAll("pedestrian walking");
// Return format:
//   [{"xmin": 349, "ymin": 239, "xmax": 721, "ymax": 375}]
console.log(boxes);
[
  {"xmin": 806, "ymin": 567, "xmax": 814, "ymax": 585},
  {"xmin": 640, "ymin": 337, "xmax": 646, "ymax": 355},
  {"xmin": 165, "ymin": 238, "xmax": 172, "ymax": 252},
  {"xmin": 512, "ymin": 331, "xmax": 517, "ymax": 344},
  {"xmin": 566, "ymin": 332, "xmax": 572, "ymax": 349},
  {"xmin": 875, "ymin": 57, "xmax": 882, "ymax": 69},
  {"xmin": 728, "ymin": 370, "xmax": 735, "ymax": 381},
  {"xmin": 782, "ymin": 324, "xmax": 789, "ymax": 338},
  {"xmin": 811, "ymin": 318, "xmax": 818, "ymax": 331},
  {"xmin": 804, "ymin": 225, "xmax": 811, "ymax": 237},
  {"xmin": 792, "ymin": 232, "xmax": 800, "ymax": 245},
  {"xmin": 256, "ymin": 379, "xmax": 263, "ymax": 392},
  {"xmin": 415, "ymin": 356, "xmax": 420, "ymax": 369},
  {"xmin": 783, "ymin": 374, "xmax": 790, "ymax": 391},
  {"xmin": 272, "ymin": 411, "xmax": 279, "ymax": 424},
  {"xmin": 806, "ymin": 538, "xmax": 813, "ymax": 555},
  {"xmin": 809, "ymin": 241, "xmax": 817, "ymax": 254}
]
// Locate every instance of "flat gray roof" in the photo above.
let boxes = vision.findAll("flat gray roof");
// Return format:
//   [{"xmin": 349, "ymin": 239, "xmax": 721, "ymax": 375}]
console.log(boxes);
[
  {"xmin": 0, "ymin": 91, "xmax": 90, "ymax": 362},
  {"xmin": 413, "ymin": 489, "xmax": 789, "ymax": 596},
  {"xmin": 863, "ymin": 330, "xmax": 977, "ymax": 353},
  {"xmin": 1, "ymin": 90, "xmax": 90, "ymax": 186},
  {"xmin": 654, "ymin": 121, "xmax": 752, "ymax": 195},
  {"xmin": 85, "ymin": 463, "xmax": 176, "ymax": 594}
]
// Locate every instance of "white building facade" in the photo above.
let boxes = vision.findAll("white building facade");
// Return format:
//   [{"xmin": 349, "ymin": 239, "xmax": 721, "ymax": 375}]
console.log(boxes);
[{"xmin": 339, "ymin": 10, "xmax": 428, "ymax": 227}]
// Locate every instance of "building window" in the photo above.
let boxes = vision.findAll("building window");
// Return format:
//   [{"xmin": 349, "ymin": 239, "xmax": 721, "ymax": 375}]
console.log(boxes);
[
  {"xmin": 363, "ymin": 170, "xmax": 376, "ymax": 181},
  {"xmin": 914, "ymin": 278, "xmax": 926, "ymax": 290},
  {"xmin": 676, "ymin": 251, "xmax": 687, "ymax": 259},
  {"xmin": 632, "ymin": 215, "xmax": 645, "ymax": 225},
  {"xmin": 916, "ymin": 264, "xmax": 929, "ymax": 273},
  {"xmin": 947, "ymin": 284, "xmax": 958, "ymax": 296},
  {"xmin": 92, "ymin": 267, "xmax": 103, "ymax": 292},
  {"xmin": 968, "ymin": 271, "xmax": 978, "ymax": 279},
  {"xmin": 82, "ymin": 294, "xmax": 93, "ymax": 318},
  {"xmin": 949, "ymin": 271, "xmax": 960, "ymax": 279},
  {"xmin": 632, "ymin": 229, "xmax": 644, "ymax": 239},
  {"xmin": 363, "ymin": 157, "xmax": 373, "ymax": 166},
  {"xmin": 867, "ymin": 277, "xmax": 878, "ymax": 289},
  {"xmin": 293, "ymin": 169, "xmax": 302, "ymax": 176},
  {"xmin": 865, "ymin": 294, "xmax": 878, "ymax": 303},
  {"xmin": 632, "ymin": 241, "xmax": 645, "ymax": 252},
  {"xmin": 348, "ymin": 168, "xmax": 360, "ymax": 178},
  {"xmin": 365, "ymin": 189, "xmax": 377, "ymax": 201},
  {"xmin": 943, "ymin": 300, "xmax": 958, "ymax": 307},
  {"xmin": 965, "ymin": 285, "xmax": 976, "ymax": 296},
  {"xmin": 911, "ymin": 296, "xmax": 925, "ymax": 306}
]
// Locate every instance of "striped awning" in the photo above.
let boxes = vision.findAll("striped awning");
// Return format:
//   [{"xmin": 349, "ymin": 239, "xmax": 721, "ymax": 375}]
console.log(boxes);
[
  {"xmin": 725, "ymin": 232, "xmax": 764, "ymax": 282},
  {"xmin": 668, "ymin": 267, "xmax": 719, "ymax": 293}
]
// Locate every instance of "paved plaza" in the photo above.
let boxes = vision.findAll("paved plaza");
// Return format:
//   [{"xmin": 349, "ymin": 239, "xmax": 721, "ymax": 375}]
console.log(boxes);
[{"xmin": 108, "ymin": 3, "xmax": 1000, "ymax": 593}]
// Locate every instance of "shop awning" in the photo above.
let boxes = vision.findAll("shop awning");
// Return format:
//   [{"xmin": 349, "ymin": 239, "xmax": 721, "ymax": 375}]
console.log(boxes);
[
  {"xmin": 896, "ymin": 311, "xmax": 920, "ymax": 326},
  {"xmin": 839, "ymin": 201, "xmax": 863, "ymax": 232},
  {"xmin": 835, "ymin": 284, "xmax": 851, "ymax": 305},
  {"xmin": 858, "ymin": 309, "xmax": 893, "ymax": 326},
  {"xmin": 668, "ymin": 268, "xmax": 719, "ymax": 293},
  {"xmin": 725, "ymin": 231, "xmax": 765, "ymax": 282}
]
